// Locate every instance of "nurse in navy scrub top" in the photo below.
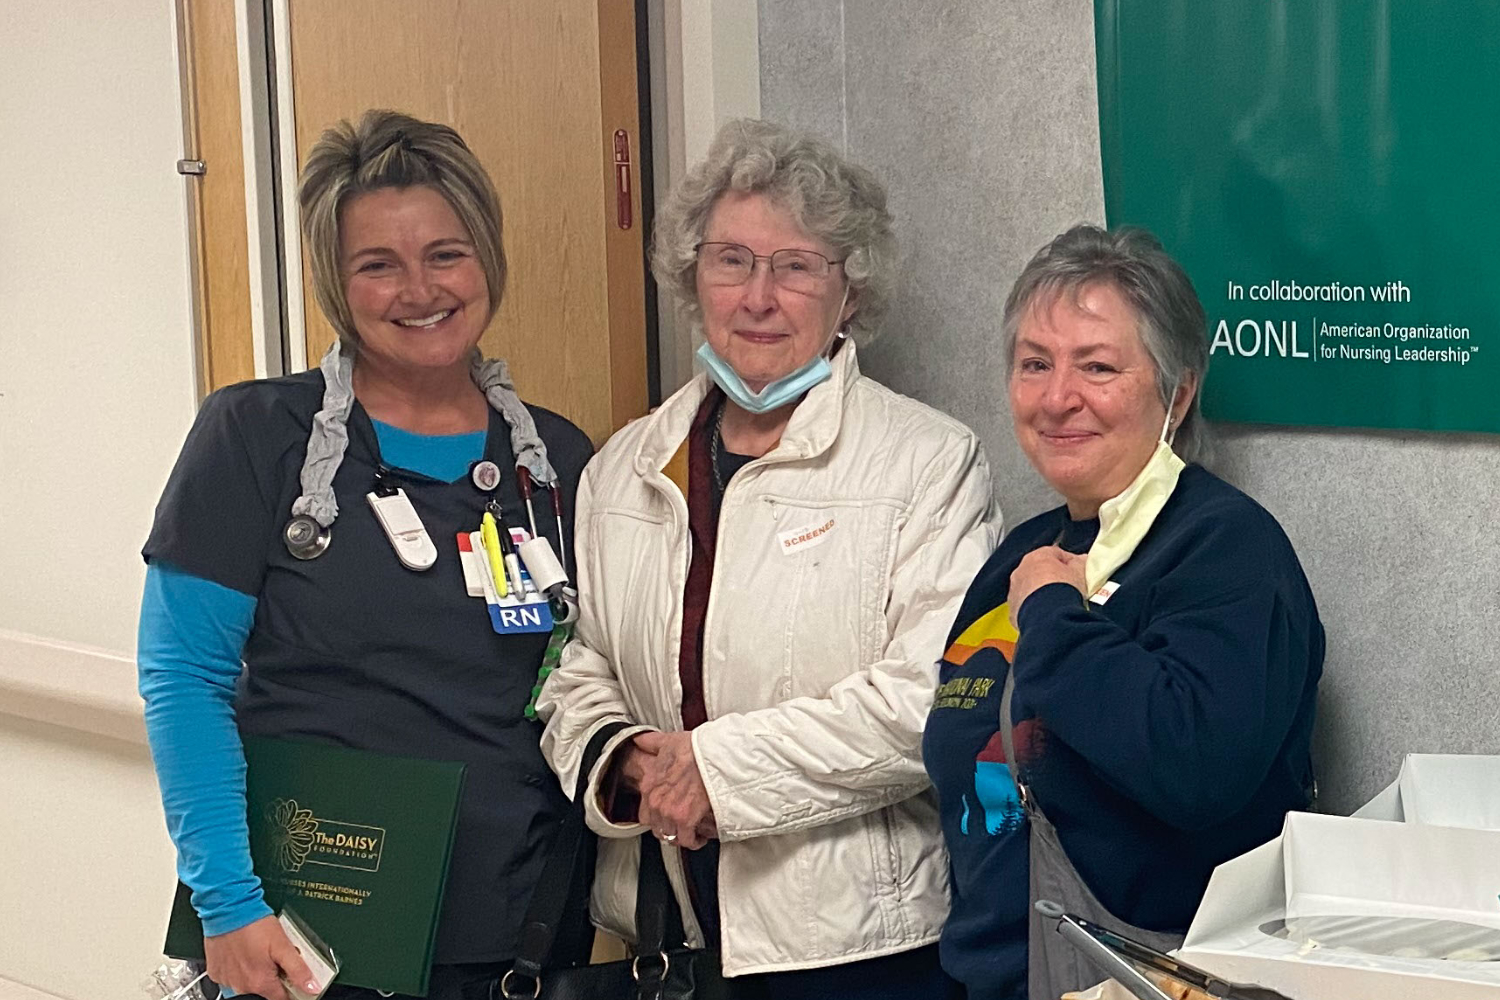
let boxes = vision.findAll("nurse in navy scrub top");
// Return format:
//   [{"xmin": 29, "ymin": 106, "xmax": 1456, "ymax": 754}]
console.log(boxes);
[
  {"xmin": 923, "ymin": 225, "xmax": 1324, "ymax": 1000},
  {"xmin": 138, "ymin": 111, "xmax": 593, "ymax": 1000}
]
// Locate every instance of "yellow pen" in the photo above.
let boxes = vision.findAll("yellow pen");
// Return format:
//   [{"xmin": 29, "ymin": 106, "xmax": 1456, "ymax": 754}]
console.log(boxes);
[{"xmin": 480, "ymin": 511, "xmax": 509, "ymax": 598}]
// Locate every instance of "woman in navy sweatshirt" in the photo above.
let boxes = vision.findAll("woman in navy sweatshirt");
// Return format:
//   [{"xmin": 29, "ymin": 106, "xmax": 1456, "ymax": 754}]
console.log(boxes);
[{"xmin": 923, "ymin": 225, "xmax": 1323, "ymax": 1000}]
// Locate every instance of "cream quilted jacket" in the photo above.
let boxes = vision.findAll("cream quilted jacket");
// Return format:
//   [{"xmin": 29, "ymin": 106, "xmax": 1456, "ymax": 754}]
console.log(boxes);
[{"xmin": 538, "ymin": 344, "xmax": 1000, "ymax": 975}]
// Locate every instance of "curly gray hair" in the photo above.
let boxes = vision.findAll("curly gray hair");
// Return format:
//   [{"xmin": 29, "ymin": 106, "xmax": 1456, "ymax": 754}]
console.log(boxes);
[
  {"xmin": 1001, "ymin": 224, "xmax": 1213, "ymax": 465},
  {"xmin": 651, "ymin": 119, "xmax": 897, "ymax": 340}
]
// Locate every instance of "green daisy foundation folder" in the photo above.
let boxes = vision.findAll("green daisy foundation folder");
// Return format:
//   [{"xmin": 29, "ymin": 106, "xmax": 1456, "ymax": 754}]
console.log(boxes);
[{"xmin": 164, "ymin": 737, "xmax": 466, "ymax": 997}]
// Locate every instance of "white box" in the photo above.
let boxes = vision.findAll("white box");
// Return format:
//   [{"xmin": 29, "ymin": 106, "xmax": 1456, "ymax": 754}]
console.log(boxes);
[
  {"xmin": 1178, "ymin": 811, "xmax": 1500, "ymax": 999},
  {"xmin": 1353, "ymin": 753, "xmax": 1500, "ymax": 830}
]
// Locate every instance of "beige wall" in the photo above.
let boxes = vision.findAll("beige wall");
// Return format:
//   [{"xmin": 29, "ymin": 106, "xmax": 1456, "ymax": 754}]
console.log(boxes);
[
  {"xmin": 0, "ymin": 0, "xmax": 196, "ymax": 996},
  {"xmin": 0, "ymin": 0, "xmax": 200, "ymax": 653}
]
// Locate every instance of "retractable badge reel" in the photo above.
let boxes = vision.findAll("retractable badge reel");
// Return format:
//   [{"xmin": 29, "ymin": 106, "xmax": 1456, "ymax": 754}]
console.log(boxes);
[
  {"xmin": 366, "ymin": 469, "xmax": 438, "ymax": 571},
  {"xmin": 470, "ymin": 459, "xmax": 502, "ymax": 494}
]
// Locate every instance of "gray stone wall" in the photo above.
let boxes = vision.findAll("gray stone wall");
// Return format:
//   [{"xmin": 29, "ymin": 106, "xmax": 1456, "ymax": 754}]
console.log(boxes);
[{"xmin": 759, "ymin": 0, "xmax": 1500, "ymax": 814}]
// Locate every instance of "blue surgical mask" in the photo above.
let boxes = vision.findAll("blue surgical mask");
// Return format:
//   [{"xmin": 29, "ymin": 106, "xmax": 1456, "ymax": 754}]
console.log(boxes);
[
  {"xmin": 696, "ymin": 286, "xmax": 850, "ymax": 414},
  {"xmin": 695, "ymin": 342, "xmax": 834, "ymax": 414}
]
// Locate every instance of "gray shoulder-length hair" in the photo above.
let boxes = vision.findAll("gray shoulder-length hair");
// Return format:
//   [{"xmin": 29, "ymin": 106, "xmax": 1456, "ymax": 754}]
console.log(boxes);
[
  {"xmin": 651, "ymin": 119, "xmax": 897, "ymax": 340},
  {"xmin": 1001, "ymin": 224, "xmax": 1213, "ymax": 464},
  {"xmin": 298, "ymin": 109, "xmax": 506, "ymax": 348}
]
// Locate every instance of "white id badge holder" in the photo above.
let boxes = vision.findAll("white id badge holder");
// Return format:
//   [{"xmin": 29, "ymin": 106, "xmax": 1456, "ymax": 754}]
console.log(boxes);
[
  {"xmin": 477, "ymin": 527, "xmax": 555, "ymax": 633},
  {"xmin": 366, "ymin": 486, "xmax": 438, "ymax": 571}
]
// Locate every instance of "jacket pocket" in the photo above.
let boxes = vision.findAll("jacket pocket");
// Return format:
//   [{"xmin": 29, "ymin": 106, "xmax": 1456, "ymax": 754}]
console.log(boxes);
[
  {"xmin": 589, "ymin": 509, "xmax": 676, "ymax": 715},
  {"xmin": 753, "ymin": 496, "xmax": 902, "ymax": 698},
  {"xmin": 878, "ymin": 806, "xmax": 905, "ymax": 900}
]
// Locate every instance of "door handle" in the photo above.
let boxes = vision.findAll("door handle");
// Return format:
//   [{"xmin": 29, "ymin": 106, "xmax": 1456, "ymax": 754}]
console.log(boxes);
[{"xmin": 612, "ymin": 130, "xmax": 632, "ymax": 230}]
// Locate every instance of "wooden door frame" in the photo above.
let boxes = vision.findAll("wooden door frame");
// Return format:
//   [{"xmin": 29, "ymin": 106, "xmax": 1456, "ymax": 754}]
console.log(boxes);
[
  {"xmin": 175, "ymin": 0, "xmax": 290, "ymax": 394},
  {"xmin": 241, "ymin": 0, "xmax": 289, "ymax": 382}
]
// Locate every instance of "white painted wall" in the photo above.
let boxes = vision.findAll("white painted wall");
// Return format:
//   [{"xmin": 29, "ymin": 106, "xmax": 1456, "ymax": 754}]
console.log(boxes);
[
  {"xmin": 0, "ymin": 0, "xmax": 199, "ymax": 652},
  {"xmin": 654, "ymin": 0, "xmax": 762, "ymax": 396},
  {"xmin": 677, "ymin": 0, "xmax": 761, "ymax": 169},
  {"xmin": 0, "ymin": 1, "xmax": 197, "ymax": 996},
  {"xmin": 0, "ymin": 718, "xmax": 177, "ymax": 1000}
]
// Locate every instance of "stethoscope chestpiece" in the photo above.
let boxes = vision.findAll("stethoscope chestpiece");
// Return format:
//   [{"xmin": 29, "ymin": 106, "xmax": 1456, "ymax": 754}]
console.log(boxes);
[{"xmin": 283, "ymin": 514, "xmax": 331, "ymax": 560}]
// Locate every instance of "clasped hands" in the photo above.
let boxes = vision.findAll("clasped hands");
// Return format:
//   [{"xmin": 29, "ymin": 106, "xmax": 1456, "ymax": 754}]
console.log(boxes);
[
  {"xmin": 613, "ymin": 730, "xmax": 718, "ymax": 850},
  {"xmin": 1007, "ymin": 546, "xmax": 1088, "ymax": 628}
]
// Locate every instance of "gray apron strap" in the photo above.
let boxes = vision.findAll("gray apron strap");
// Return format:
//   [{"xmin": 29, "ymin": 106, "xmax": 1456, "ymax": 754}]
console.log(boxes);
[
  {"xmin": 999, "ymin": 664, "xmax": 1022, "ymax": 789},
  {"xmin": 1001, "ymin": 666, "xmax": 1184, "ymax": 999}
]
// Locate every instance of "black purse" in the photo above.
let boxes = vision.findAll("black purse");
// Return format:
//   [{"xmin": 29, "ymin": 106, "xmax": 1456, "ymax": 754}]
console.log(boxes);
[{"xmin": 489, "ymin": 726, "xmax": 731, "ymax": 1000}]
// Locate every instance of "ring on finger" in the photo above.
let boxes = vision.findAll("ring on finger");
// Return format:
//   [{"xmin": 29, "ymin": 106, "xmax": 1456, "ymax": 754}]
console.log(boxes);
[{"xmin": 660, "ymin": 832, "xmax": 678, "ymax": 844}]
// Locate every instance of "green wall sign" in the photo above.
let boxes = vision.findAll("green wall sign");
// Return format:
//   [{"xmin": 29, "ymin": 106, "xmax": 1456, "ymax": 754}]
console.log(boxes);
[{"xmin": 1095, "ymin": 2, "xmax": 1499, "ymax": 434}]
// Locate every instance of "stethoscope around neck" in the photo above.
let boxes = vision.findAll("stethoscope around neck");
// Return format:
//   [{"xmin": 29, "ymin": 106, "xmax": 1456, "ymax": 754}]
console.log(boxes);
[
  {"xmin": 283, "ymin": 511, "xmax": 334, "ymax": 560},
  {"xmin": 281, "ymin": 341, "xmax": 560, "ymax": 563}
]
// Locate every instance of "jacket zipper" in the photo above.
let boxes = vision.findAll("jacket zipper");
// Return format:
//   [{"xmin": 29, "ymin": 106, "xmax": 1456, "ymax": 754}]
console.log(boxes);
[
  {"xmin": 698, "ymin": 453, "xmax": 767, "ymax": 721},
  {"xmin": 880, "ymin": 806, "xmax": 904, "ymax": 899}
]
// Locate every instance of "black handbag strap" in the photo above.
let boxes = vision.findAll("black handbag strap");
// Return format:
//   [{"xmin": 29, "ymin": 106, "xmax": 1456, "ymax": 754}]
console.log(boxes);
[
  {"xmin": 633, "ymin": 833, "xmax": 681, "ymax": 958},
  {"xmin": 627, "ymin": 828, "xmax": 696, "ymax": 1000},
  {"xmin": 510, "ymin": 721, "xmax": 628, "ymax": 982}
]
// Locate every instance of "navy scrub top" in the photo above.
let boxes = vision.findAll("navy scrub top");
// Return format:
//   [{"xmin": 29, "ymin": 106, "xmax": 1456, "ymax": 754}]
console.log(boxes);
[{"xmin": 144, "ymin": 370, "xmax": 594, "ymax": 962}]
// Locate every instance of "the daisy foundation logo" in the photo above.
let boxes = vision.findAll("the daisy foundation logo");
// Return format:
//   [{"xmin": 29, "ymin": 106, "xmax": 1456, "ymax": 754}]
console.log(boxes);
[{"xmin": 266, "ymin": 798, "xmax": 386, "ymax": 874}]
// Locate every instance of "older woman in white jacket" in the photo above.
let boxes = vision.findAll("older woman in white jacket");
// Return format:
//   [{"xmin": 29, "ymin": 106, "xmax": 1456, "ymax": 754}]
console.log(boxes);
[{"xmin": 538, "ymin": 120, "xmax": 999, "ymax": 999}]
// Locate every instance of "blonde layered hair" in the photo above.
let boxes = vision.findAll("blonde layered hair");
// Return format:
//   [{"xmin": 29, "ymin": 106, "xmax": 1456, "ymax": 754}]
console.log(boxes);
[{"xmin": 298, "ymin": 109, "xmax": 506, "ymax": 347}]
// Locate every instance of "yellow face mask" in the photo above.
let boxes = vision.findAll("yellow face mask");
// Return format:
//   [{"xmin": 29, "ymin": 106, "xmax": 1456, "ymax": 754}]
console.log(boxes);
[{"xmin": 1084, "ymin": 402, "xmax": 1185, "ymax": 597}]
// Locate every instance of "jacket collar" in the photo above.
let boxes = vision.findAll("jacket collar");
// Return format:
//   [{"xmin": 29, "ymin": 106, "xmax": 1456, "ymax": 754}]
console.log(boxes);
[{"xmin": 632, "ymin": 339, "xmax": 863, "ymax": 477}]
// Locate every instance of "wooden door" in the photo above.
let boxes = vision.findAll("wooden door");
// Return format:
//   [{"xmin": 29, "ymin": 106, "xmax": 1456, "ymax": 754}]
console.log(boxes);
[
  {"xmin": 177, "ymin": 0, "xmax": 258, "ymax": 394},
  {"xmin": 287, "ymin": 0, "xmax": 649, "ymax": 444}
]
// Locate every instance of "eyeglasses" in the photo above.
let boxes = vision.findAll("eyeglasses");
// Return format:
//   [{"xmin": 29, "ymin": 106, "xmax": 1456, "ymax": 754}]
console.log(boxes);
[{"xmin": 695, "ymin": 242, "xmax": 845, "ymax": 294}]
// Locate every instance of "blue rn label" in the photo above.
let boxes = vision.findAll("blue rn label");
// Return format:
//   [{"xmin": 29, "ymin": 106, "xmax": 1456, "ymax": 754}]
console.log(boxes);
[{"xmin": 489, "ymin": 600, "xmax": 554, "ymax": 634}]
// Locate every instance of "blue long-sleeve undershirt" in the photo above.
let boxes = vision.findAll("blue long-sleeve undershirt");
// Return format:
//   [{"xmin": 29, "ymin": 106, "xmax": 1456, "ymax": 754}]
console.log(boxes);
[
  {"xmin": 139, "ymin": 422, "xmax": 483, "ymax": 936},
  {"xmin": 138, "ymin": 562, "xmax": 265, "ymax": 935}
]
